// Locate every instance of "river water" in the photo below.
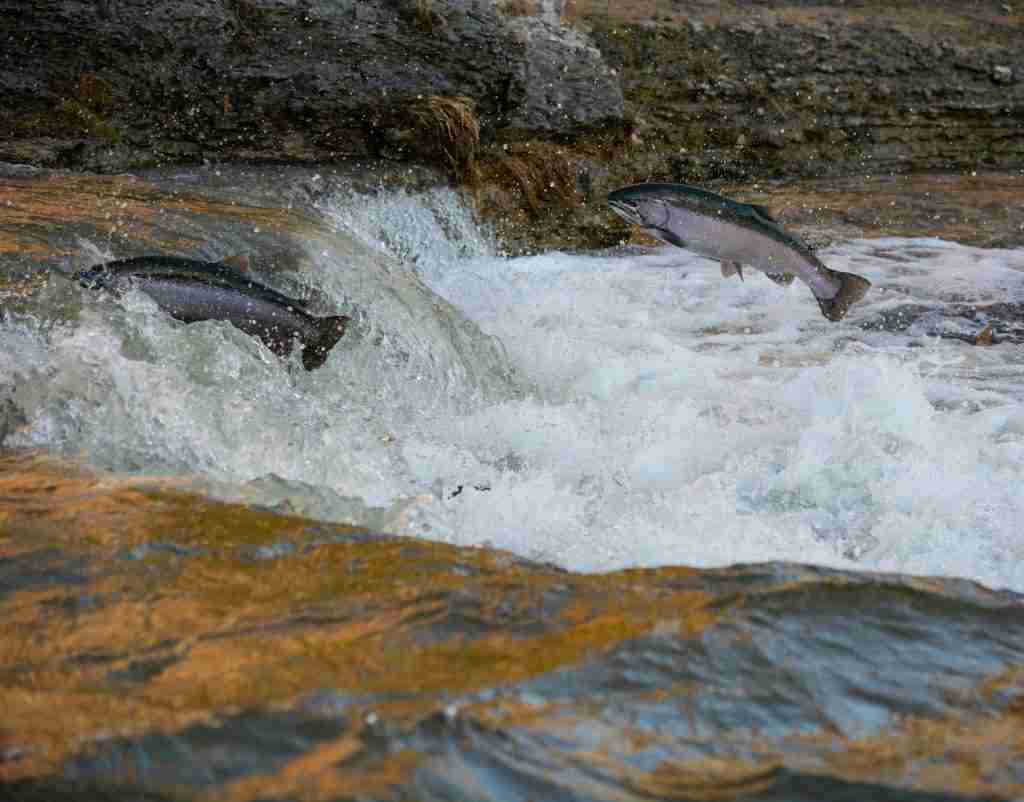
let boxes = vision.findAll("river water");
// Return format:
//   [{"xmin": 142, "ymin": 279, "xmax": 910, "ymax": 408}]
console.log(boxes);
[
  {"xmin": 2, "ymin": 166, "xmax": 1024, "ymax": 800},
  {"xmin": 4, "ymin": 169, "xmax": 1024, "ymax": 588}
]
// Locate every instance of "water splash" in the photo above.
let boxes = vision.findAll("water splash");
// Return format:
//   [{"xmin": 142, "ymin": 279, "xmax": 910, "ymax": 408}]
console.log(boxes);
[
  {"xmin": 318, "ymin": 186, "xmax": 498, "ymax": 282},
  {"xmin": 5, "ymin": 185, "xmax": 1024, "ymax": 590}
]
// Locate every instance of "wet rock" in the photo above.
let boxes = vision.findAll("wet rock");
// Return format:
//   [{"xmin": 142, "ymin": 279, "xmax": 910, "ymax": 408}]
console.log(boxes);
[
  {"xmin": 993, "ymin": 65, "xmax": 1014, "ymax": 84},
  {"xmin": 0, "ymin": 0, "xmax": 623, "ymax": 171},
  {"xmin": 502, "ymin": 14, "xmax": 624, "ymax": 134},
  {"xmin": 118, "ymin": 542, "xmax": 206, "ymax": 561},
  {"xmin": 858, "ymin": 301, "xmax": 1024, "ymax": 345},
  {"xmin": 858, "ymin": 304, "xmax": 934, "ymax": 334},
  {"xmin": 63, "ymin": 711, "xmax": 349, "ymax": 788},
  {"xmin": 3, "ymin": 454, "xmax": 1024, "ymax": 800},
  {"xmin": 750, "ymin": 126, "xmax": 787, "ymax": 148},
  {"xmin": 584, "ymin": 5, "xmax": 1024, "ymax": 197}
]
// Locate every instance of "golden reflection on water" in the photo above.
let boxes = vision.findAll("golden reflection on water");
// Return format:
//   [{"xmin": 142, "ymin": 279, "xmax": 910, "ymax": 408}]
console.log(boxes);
[
  {"xmin": 0, "ymin": 452, "xmax": 718, "ymax": 790},
  {"xmin": 0, "ymin": 171, "xmax": 322, "ymax": 277},
  {"xmin": 1, "ymin": 450, "xmax": 1022, "ymax": 798}
]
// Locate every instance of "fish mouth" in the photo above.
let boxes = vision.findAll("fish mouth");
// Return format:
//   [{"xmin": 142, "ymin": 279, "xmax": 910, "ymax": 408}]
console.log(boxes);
[{"xmin": 609, "ymin": 188, "xmax": 682, "ymax": 244}]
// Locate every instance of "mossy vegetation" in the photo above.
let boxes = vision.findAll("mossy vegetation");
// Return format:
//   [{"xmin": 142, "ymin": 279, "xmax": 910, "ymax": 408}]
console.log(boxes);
[
  {"xmin": 367, "ymin": 94, "xmax": 482, "ymax": 182},
  {"xmin": 406, "ymin": 95, "xmax": 480, "ymax": 178},
  {"xmin": 413, "ymin": 0, "xmax": 445, "ymax": 32},
  {"xmin": 500, "ymin": 0, "xmax": 538, "ymax": 16},
  {"xmin": 475, "ymin": 140, "xmax": 579, "ymax": 216}
]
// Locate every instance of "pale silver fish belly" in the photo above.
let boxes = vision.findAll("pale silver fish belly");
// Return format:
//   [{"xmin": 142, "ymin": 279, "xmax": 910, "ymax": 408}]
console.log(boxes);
[{"xmin": 653, "ymin": 205, "xmax": 841, "ymax": 300}]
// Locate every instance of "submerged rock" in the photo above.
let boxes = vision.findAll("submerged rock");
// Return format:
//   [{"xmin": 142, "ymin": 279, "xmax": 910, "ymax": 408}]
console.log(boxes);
[
  {"xmin": 1, "ymin": 453, "xmax": 1023, "ymax": 801},
  {"xmin": 859, "ymin": 300, "xmax": 1024, "ymax": 344}
]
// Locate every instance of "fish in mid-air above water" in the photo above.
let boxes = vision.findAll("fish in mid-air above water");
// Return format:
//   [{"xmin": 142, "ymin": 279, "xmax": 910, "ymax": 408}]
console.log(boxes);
[
  {"xmin": 607, "ymin": 182, "xmax": 871, "ymax": 321},
  {"xmin": 75, "ymin": 255, "xmax": 350, "ymax": 370}
]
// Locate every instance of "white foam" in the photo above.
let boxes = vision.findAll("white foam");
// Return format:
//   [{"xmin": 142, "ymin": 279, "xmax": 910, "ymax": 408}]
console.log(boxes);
[{"xmin": 6, "ymin": 189, "xmax": 1024, "ymax": 591}]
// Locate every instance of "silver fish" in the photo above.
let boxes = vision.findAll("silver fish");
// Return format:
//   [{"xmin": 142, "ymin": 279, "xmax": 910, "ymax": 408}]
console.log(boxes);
[
  {"xmin": 76, "ymin": 256, "xmax": 349, "ymax": 370},
  {"xmin": 608, "ymin": 182, "xmax": 870, "ymax": 321}
]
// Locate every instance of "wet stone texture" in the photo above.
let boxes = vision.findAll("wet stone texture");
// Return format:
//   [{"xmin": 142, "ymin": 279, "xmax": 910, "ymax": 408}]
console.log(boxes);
[
  {"xmin": 2, "ymin": 1, "xmax": 1023, "ymax": 256},
  {"xmin": 1, "ymin": 452, "xmax": 1023, "ymax": 801},
  {"xmin": 0, "ymin": 0, "xmax": 622, "ymax": 170},
  {"xmin": 472, "ymin": 1, "xmax": 1024, "ymax": 254}
]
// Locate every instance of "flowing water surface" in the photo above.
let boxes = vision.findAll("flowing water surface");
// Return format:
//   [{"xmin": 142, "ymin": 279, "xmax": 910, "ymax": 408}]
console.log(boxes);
[
  {"xmin": 3, "ymin": 168, "xmax": 1024, "ymax": 800},
  {"xmin": 4, "ymin": 172, "xmax": 1024, "ymax": 588}
]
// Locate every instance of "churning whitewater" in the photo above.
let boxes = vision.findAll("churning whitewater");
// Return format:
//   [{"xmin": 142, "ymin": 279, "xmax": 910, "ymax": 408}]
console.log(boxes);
[{"xmin": 4, "ymin": 187, "xmax": 1024, "ymax": 590}]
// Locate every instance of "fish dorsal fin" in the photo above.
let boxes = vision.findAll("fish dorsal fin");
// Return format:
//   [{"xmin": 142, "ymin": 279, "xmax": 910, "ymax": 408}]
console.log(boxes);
[
  {"xmin": 748, "ymin": 203, "xmax": 777, "ymax": 223},
  {"xmin": 218, "ymin": 254, "xmax": 252, "ymax": 273}
]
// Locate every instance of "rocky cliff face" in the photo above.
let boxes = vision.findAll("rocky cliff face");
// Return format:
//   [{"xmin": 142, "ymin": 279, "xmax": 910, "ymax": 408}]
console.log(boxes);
[
  {"xmin": 1, "ymin": 1, "xmax": 1022, "ymax": 251},
  {"xmin": 0, "ymin": 0, "xmax": 623, "ymax": 170},
  {"xmin": 478, "ymin": 1, "xmax": 1024, "ymax": 252},
  {"xmin": 589, "ymin": 7, "xmax": 1024, "ymax": 184}
]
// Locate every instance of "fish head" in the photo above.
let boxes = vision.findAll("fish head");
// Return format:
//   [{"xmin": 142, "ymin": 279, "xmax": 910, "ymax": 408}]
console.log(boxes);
[
  {"xmin": 75, "ymin": 265, "xmax": 114, "ymax": 291},
  {"xmin": 607, "ymin": 184, "xmax": 690, "ymax": 248},
  {"xmin": 607, "ymin": 187, "xmax": 647, "ymax": 228}
]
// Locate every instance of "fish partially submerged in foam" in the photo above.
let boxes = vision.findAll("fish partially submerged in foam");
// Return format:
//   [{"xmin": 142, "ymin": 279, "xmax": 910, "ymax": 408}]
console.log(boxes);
[
  {"xmin": 607, "ymin": 182, "xmax": 871, "ymax": 321},
  {"xmin": 75, "ymin": 255, "xmax": 349, "ymax": 370}
]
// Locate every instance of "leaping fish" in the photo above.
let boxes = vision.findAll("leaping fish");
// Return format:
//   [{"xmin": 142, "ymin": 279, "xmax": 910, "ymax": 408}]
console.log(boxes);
[
  {"xmin": 76, "ymin": 255, "xmax": 349, "ymax": 370},
  {"xmin": 607, "ymin": 182, "xmax": 870, "ymax": 321}
]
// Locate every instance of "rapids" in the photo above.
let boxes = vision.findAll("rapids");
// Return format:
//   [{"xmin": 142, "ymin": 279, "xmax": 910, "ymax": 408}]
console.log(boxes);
[{"xmin": 3, "ymin": 174, "xmax": 1024, "ymax": 590}]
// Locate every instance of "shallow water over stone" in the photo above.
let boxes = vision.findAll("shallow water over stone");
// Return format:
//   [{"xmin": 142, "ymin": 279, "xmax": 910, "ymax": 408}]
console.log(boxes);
[{"xmin": 2, "ymin": 452, "xmax": 1023, "ymax": 801}]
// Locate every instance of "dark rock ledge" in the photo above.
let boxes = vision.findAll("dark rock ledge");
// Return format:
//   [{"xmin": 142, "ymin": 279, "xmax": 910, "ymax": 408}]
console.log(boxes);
[
  {"xmin": 2, "ymin": 1, "xmax": 1022, "ymax": 251},
  {"xmin": 0, "ymin": 0, "xmax": 623, "ymax": 171}
]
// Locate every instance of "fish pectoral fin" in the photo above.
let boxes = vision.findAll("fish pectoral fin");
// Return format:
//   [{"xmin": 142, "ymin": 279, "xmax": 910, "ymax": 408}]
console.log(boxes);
[
  {"xmin": 721, "ymin": 260, "xmax": 744, "ymax": 281},
  {"xmin": 652, "ymin": 228, "xmax": 688, "ymax": 249},
  {"xmin": 765, "ymin": 272, "xmax": 795, "ymax": 286}
]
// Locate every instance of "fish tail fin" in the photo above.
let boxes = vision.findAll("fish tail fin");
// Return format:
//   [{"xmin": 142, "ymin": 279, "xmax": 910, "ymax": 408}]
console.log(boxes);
[
  {"xmin": 301, "ymin": 315, "xmax": 350, "ymax": 371},
  {"xmin": 816, "ymin": 270, "xmax": 871, "ymax": 322}
]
